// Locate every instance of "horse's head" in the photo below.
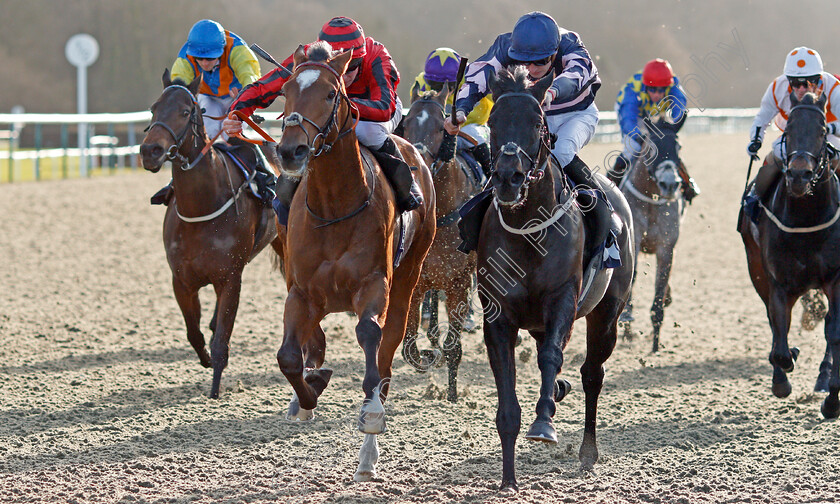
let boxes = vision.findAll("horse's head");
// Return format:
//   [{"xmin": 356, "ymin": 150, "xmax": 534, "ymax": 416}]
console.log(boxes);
[
  {"xmin": 640, "ymin": 116, "xmax": 682, "ymax": 199},
  {"xmin": 783, "ymin": 91, "xmax": 829, "ymax": 197},
  {"xmin": 140, "ymin": 69, "xmax": 204, "ymax": 172},
  {"xmin": 403, "ymin": 85, "xmax": 453, "ymax": 162},
  {"xmin": 276, "ymin": 42, "xmax": 354, "ymax": 178},
  {"xmin": 486, "ymin": 66, "xmax": 554, "ymax": 206}
]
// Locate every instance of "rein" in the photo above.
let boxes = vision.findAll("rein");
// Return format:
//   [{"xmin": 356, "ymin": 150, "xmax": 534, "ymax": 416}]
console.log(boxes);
[{"xmin": 780, "ymin": 103, "xmax": 831, "ymax": 180}]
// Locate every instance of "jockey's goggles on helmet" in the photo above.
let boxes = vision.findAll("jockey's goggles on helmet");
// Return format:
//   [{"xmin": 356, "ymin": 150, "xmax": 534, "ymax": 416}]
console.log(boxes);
[
  {"xmin": 789, "ymin": 75, "xmax": 820, "ymax": 88},
  {"xmin": 647, "ymin": 86, "xmax": 668, "ymax": 94},
  {"xmin": 514, "ymin": 55, "xmax": 554, "ymax": 67},
  {"xmin": 347, "ymin": 58, "xmax": 363, "ymax": 72}
]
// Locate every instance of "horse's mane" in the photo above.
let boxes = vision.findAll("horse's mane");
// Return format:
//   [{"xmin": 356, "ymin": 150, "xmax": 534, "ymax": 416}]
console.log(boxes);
[
  {"xmin": 494, "ymin": 66, "xmax": 533, "ymax": 95},
  {"xmin": 417, "ymin": 89, "xmax": 440, "ymax": 100},
  {"xmin": 798, "ymin": 92, "xmax": 820, "ymax": 107},
  {"xmin": 170, "ymin": 77, "xmax": 190, "ymax": 88},
  {"xmin": 307, "ymin": 41, "xmax": 336, "ymax": 62}
]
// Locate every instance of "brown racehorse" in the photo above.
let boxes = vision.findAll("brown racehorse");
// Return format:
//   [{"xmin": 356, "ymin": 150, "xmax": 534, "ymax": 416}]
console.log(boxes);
[
  {"xmin": 140, "ymin": 70, "xmax": 283, "ymax": 399},
  {"xmin": 400, "ymin": 87, "xmax": 481, "ymax": 402},
  {"xmin": 274, "ymin": 43, "xmax": 435, "ymax": 481}
]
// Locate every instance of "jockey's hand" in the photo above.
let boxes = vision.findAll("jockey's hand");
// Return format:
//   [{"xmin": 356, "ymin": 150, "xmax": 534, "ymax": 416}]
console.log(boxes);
[
  {"xmin": 543, "ymin": 87, "xmax": 558, "ymax": 106},
  {"xmin": 222, "ymin": 113, "xmax": 244, "ymax": 136},
  {"xmin": 444, "ymin": 110, "xmax": 466, "ymax": 135},
  {"xmin": 229, "ymin": 87, "xmax": 240, "ymax": 99},
  {"xmin": 747, "ymin": 138, "xmax": 762, "ymax": 157}
]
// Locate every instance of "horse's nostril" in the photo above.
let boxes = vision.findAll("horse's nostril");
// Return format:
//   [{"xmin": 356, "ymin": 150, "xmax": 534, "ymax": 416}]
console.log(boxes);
[
  {"xmin": 140, "ymin": 143, "xmax": 164, "ymax": 159},
  {"xmin": 294, "ymin": 145, "xmax": 309, "ymax": 159},
  {"xmin": 510, "ymin": 172, "xmax": 526, "ymax": 185}
]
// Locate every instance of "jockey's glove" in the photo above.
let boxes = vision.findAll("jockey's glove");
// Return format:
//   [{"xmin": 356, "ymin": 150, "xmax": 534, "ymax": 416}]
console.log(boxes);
[{"xmin": 747, "ymin": 139, "xmax": 762, "ymax": 156}]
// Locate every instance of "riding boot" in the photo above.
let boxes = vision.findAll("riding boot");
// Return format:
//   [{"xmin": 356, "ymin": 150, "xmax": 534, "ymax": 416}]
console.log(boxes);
[
  {"xmin": 471, "ymin": 142, "xmax": 493, "ymax": 180},
  {"xmin": 250, "ymin": 144, "xmax": 278, "ymax": 205},
  {"xmin": 372, "ymin": 137, "xmax": 423, "ymax": 213},
  {"xmin": 753, "ymin": 153, "xmax": 784, "ymax": 202},
  {"xmin": 151, "ymin": 180, "xmax": 174, "ymax": 206},
  {"xmin": 677, "ymin": 160, "xmax": 700, "ymax": 203},
  {"xmin": 564, "ymin": 155, "xmax": 612, "ymax": 252},
  {"xmin": 606, "ymin": 155, "xmax": 629, "ymax": 186}
]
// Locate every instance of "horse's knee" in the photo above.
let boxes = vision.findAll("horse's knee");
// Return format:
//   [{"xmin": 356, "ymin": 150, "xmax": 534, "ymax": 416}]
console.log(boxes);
[
  {"xmin": 496, "ymin": 403, "xmax": 522, "ymax": 436},
  {"xmin": 277, "ymin": 346, "xmax": 303, "ymax": 376},
  {"xmin": 356, "ymin": 319, "xmax": 382, "ymax": 348}
]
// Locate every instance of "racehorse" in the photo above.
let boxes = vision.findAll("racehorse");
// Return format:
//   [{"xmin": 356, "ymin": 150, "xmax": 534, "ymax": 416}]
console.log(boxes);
[
  {"xmin": 400, "ymin": 86, "xmax": 482, "ymax": 402},
  {"xmin": 140, "ymin": 70, "xmax": 283, "ymax": 399},
  {"xmin": 739, "ymin": 91, "xmax": 840, "ymax": 418},
  {"xmin": 618, "ymin": 116, "xmax": 686, "ymax": 352},
  {"xmin": 274, "ymin": 43, "xmax": 435, "ymax": 481},
  {"xmin": 478, "ymin": 67, "xmax": 634, "ymax": 491}
]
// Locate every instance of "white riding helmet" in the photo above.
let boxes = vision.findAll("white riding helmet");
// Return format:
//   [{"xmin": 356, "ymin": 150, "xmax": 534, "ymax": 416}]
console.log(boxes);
[{"xmin": 784, "ymin": 47, "xmax": 823, "ymax": 77}]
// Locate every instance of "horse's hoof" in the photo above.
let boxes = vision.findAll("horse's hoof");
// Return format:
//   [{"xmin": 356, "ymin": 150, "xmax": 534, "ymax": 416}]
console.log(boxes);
[
  {"xmin": 525, "ymin": 420, "xmax": 558, "ymax": 444},
  {"xmin": 814, "ymin": 376, "xmax": 830, "ymax": 393},
  {"xmin": 821, "ymin": 396, "xmax": 840, "ymax": 419},
  {"xmin": 579, "ymin": 442, "xmax": 599, "ymax": 470},
  {"xmin": 499, "ymin": 480, "xmax": 519, "ymax": 493},
  {"xmin": 554, "ymin": 379, "xmax": 572, "ymax": 402},
  {"xmin": 304, "ymin": 367, "xmax": 333, "ymax": 396},
  {"xmin": 286, "ymin": 394, "xmax": 315, "ymax": 422},
  {"xmin": 618, "ymin": 311, "xmax": 634, "ymax": 323},
  {"xmin": 353, "ymin": 469, "xmax": 376, "ymax": 482},
  {"xmin": 199, "ymin": 350, "xmax": 212, "ymax": 368},
  {"xmin": 771, "ymin": 380, "xmax": 792, "ymax": 398},
  {"xmin": 791, "ymin": 347, "xmax": 800, "ymax": 362}
]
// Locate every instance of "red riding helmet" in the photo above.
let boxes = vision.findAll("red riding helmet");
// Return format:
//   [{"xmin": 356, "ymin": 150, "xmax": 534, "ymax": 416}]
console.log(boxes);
[
  {"xmin": 642, "ymin": 59, "xmax": 675, "ymax": 87},
  {"xmin": 318, "ymin": 17, "xmax": 367, "ymax": 59}
]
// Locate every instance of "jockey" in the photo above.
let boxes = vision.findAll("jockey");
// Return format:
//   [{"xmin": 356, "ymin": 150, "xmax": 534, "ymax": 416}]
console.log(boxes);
[
  {"xmin": 171, "ymin": 19, "xmax": 261, "ymax": 140},
  {"xmin": 746, "ymin": 47, "xmax": 840, "ymax": 209},
  {"xmin": 410, "ymin": 48, "xmax": 494, "ymax": 178},
  {"xmin": 610, "ymin": 59, "xmax": 700, "ymax": 202},
  {"xmin": 223, "ymin": 16, "xmax": 423, "ymax": 214},
  {"xmin": 445, "ymin": 11, "xmax": 614, "ymax": 255},
  {"xmin": 152, "ymin": 19, "xmax": 275, "ymax": 206}
]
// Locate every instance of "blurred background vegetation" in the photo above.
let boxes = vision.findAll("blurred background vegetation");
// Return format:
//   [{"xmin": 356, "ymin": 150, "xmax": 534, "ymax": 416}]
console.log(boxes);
[{"xmin": 2, "ymin": 0, "xmax": 839, "ymax": 115}]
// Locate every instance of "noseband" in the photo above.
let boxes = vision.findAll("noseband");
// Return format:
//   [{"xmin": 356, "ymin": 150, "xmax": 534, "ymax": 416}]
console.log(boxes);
[
  {"xmin": 283, "ymin": 61, "xmax": 358, "ymax": 158},
  {"xmin": 144, "ymin": 85, "xmax": 203, "ymax": 168},
  {"xmin": 780, "ymin": 103, "xmax": 831, "ymax": 181},
  {"xmin": 492, "ymin": 92, "xmax": 552, "ymax": 188}
]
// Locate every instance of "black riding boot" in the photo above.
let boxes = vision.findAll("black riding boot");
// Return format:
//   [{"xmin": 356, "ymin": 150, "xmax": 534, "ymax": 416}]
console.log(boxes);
[
  {"xmin": 471, "ymin": 142, "xmax": 493, "ymax": 180},
  {"xmin": 372, "ymin": 137, "xmax": 423, "ymax": 212},
  {"xmin": 150, "ymin": 181, "xmax": 174, "ymax": 205},
  {"xmin": 250, "ymin": 144, "xmax": 278, "ymax": 205},
  {"xmin": 564, "ymin": 155, "xmax": 612, "ymax": 250},
  {"xmin": 606, "ymin": 155, "xmax": 629, "ymax": 186}
]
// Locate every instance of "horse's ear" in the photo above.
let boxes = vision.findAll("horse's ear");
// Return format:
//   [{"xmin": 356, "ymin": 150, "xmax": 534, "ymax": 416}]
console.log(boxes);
[
  {"xmin": 330, "ymin": 50, "xmax": 353, "ymax": 75},
  {"xmin": 818, "ymin": 90, "xmax": 828, "ymax": 110},
  {"xmin": 488, "ymin": 72, "xmax": 502, "ymax": 100},
  {"xmin": 410, "ymin": 84, "xmax": 419, "ymax": 103},
  {"xmin": 162, "ymin": 68, "xmax": 172, "ymax": 89},
  {"xmin": 446, "ymin": 80, "xmax": 458, "ymax": 96},
  {"xmin": 293, "ymin": 45, "xmax": 307, "ymax": 67},
  {"xmin": 187, "ymin": 72, "xmax": 202, "ymax": 96},
  {"xmin": 531, "ymin": 70, "xmax": 555, "ymax": 104}
]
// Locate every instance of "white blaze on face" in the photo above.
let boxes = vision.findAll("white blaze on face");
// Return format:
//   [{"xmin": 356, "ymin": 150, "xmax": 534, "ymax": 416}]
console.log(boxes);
[
  {"xmin": 416, "ymin": 110, "xmax": 429, "ymax": 127},
  {"xmin": 296, "ymin": 69, "xmax": 320, "ymax": 91}
]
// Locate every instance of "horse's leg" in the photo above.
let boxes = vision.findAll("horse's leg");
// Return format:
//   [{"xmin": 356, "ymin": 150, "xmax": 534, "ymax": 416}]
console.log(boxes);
[
  {"xmin": 815, "ymin": 337, "xmax": 832, "ymax": 393},
  {"xmin": 420, "ymin": 290, "xmax": 432, "ymax": 330},
  {"xmin": 441, "ymin": 279, "xmax": 469, "ymax": 403},
  {"xmin": 820, "ymin": 284, "xmax": 840, "ymax": 418},
  {"xmin": 580, "ymin": 297, "xmax": 621, "ymax": 471},
  {"xmin": 354, "ymin": 433, "xmax": 380, "ymax": 482},
  {"xmin": 525, "ymin": 285, "xmax": 576, "ymax": 445},
  {"xmin": 767, "ymin": 285, "xmax": 799, "ymax": 398},
  {"xmin": 277, "ymin": 288, "xmax": 324, "ymax": 419},
  {"xmin": 620, "ymin": 244, "xmax": 640, "ymax": 339},
  {"xmin": 208, "ymin": 274, "xmax": 242, "ymax": 399},
  {"xmin": 650, "ymin": 247, "xmax": 675, "ymax": 353},
  {"xmin": 209, "ymin": 299, "xmax": 219, "ymax": 334},
  {"xmin": 484, "ymin": 312, "xmax": 521, "ymax": 491},
  {"xmin": 427, "ymin": 290, "xmax": 441, "ymax": 349},
  {"xmin": 303, "ymin": 325, "xmax": 326, "ymax": 369},
  {"xmin": 402, "ymin": 284, "xmax": 441, "ymax": 372},
  {"xmin": 172, "ymin": 276, "xmax": 211, "ymax": 368}
]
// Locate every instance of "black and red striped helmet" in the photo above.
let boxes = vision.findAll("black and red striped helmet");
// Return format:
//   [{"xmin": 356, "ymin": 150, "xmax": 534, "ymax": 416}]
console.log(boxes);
[{"xmin": 318, "ymin": 17, "xmax": 366, "ymax": 59}]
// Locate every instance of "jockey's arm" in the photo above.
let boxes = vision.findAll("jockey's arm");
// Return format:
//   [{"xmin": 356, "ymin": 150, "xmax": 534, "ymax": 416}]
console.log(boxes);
[{"xmin": 170, "ymin": 57, "xmax": 196, "ymax": 85}]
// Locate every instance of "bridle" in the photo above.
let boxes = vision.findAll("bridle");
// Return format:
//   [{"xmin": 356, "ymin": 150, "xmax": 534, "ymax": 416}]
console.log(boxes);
[
  {"xmin": 282, "ymin": 61, "xmax": 358, "ymax": 158},
  {"xmin": 144, "ymin": 85, "xmax": 204, "ymax": 169},
  {"xmin": 406, "ymin": 97, "xmax": 448, "ymax": 174},
  {"xmin": 780, "ymin": 103, "xmax": 832, "ymax": 182},
  {"xmin": 490, "ymin": 92, "xmax": 553, "ymax": 196}
]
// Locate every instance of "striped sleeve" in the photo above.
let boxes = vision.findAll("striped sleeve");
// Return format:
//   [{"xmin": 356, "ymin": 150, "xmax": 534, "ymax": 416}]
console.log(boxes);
[
  {"xmin": 545, "ymin": 31, "xmax": 600, "ymax": 112},
  {"xmin": 349, "ymin": 40, "xmax": 400, "ymax": 122},
  {"xmin": 454, "ymin": 34, "xmax": 508, "ymax": 116},
  {"xmin": 229, "ymin": 53, "xmax": 294, "ymax": 117}
]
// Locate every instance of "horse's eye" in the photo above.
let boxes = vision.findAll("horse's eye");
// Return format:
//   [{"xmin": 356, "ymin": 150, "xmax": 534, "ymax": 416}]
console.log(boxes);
[
  {"xmin": 327, "ymin": 90, "xmax": 336, "ymax": 100},
  {"xmin": 183, "ymin": 109, "xmax": 190, "ymax": 117}
]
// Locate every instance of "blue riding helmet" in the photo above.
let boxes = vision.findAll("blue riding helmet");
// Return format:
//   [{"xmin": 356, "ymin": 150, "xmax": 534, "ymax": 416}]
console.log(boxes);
[
  {"xmin": 508, "ymin": 12, "xmax": 560, "ymax": 62},
  {"xmin": 186, "ymin": 19, "xmax": 226, "ymax": 59}
]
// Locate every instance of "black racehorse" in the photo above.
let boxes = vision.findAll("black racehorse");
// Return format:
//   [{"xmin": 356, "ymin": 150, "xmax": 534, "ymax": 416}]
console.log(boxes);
[
  {"xmin": 476, "ymin": 67, "xmax": 634, "ymax": 491},
  {"xmin": 739, "ymin": 91, "xmax": 840, "ymax": 418}
]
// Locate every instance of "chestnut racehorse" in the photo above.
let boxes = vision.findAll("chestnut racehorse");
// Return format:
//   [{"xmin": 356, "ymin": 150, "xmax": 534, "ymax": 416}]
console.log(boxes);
[
  {"xmin": 400, "ymin": 87, "xmax": 482, "ymax": 402},
  {"xmin": 274, "ymin": 44, "xmax": 435, "ymax": 481},
  {"xmin": 140, "ymin": 70, "xmax": 283, "ymax": 399}
]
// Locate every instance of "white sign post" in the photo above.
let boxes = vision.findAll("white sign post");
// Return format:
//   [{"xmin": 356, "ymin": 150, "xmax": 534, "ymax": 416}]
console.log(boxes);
[{"xmin": 65, "ymin": 34, "xmax": 99, "ymax": 177}]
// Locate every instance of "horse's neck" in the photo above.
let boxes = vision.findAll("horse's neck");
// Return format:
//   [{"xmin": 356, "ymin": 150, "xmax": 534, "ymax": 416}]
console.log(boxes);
[
  {"xmin": 306, "ymin": 133, "xmax": 370, "ymax": 213},
  {"xmin": 171, "ymin": 141, "xmax": 231, "ymax": 213},
  {"xmin": 629, "ymin": 159, "xmax": 657, "ymax": 195}
]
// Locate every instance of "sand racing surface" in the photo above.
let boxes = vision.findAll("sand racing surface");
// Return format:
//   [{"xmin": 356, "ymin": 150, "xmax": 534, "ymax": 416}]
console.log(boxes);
[{"xmin": 1, "ymin": 133, "xmax": 838, "ymax": 503}]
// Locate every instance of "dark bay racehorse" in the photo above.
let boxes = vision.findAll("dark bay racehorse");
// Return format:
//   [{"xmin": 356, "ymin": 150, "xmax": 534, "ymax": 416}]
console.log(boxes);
[
  {"xmin": 275, "ymin": 44, "xmax": 435, "ymax": 480},
  {"xmin": 618, "ymin": 116, "xmax": 686, "ymax": 352},
  {"xmin": 400, "ymin": 87, "xmax": 482, "ymax": 402},
  {"xmin": 140, "ymin": 70, "xmax": 283, "ymax": 399},
  {"xmin": 740, "ymin": 91, "xmax": 840, "ymax": 418},
  {"xmin": 478, "ymin": 67, "xmax": 634, "ymax": 491}
]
